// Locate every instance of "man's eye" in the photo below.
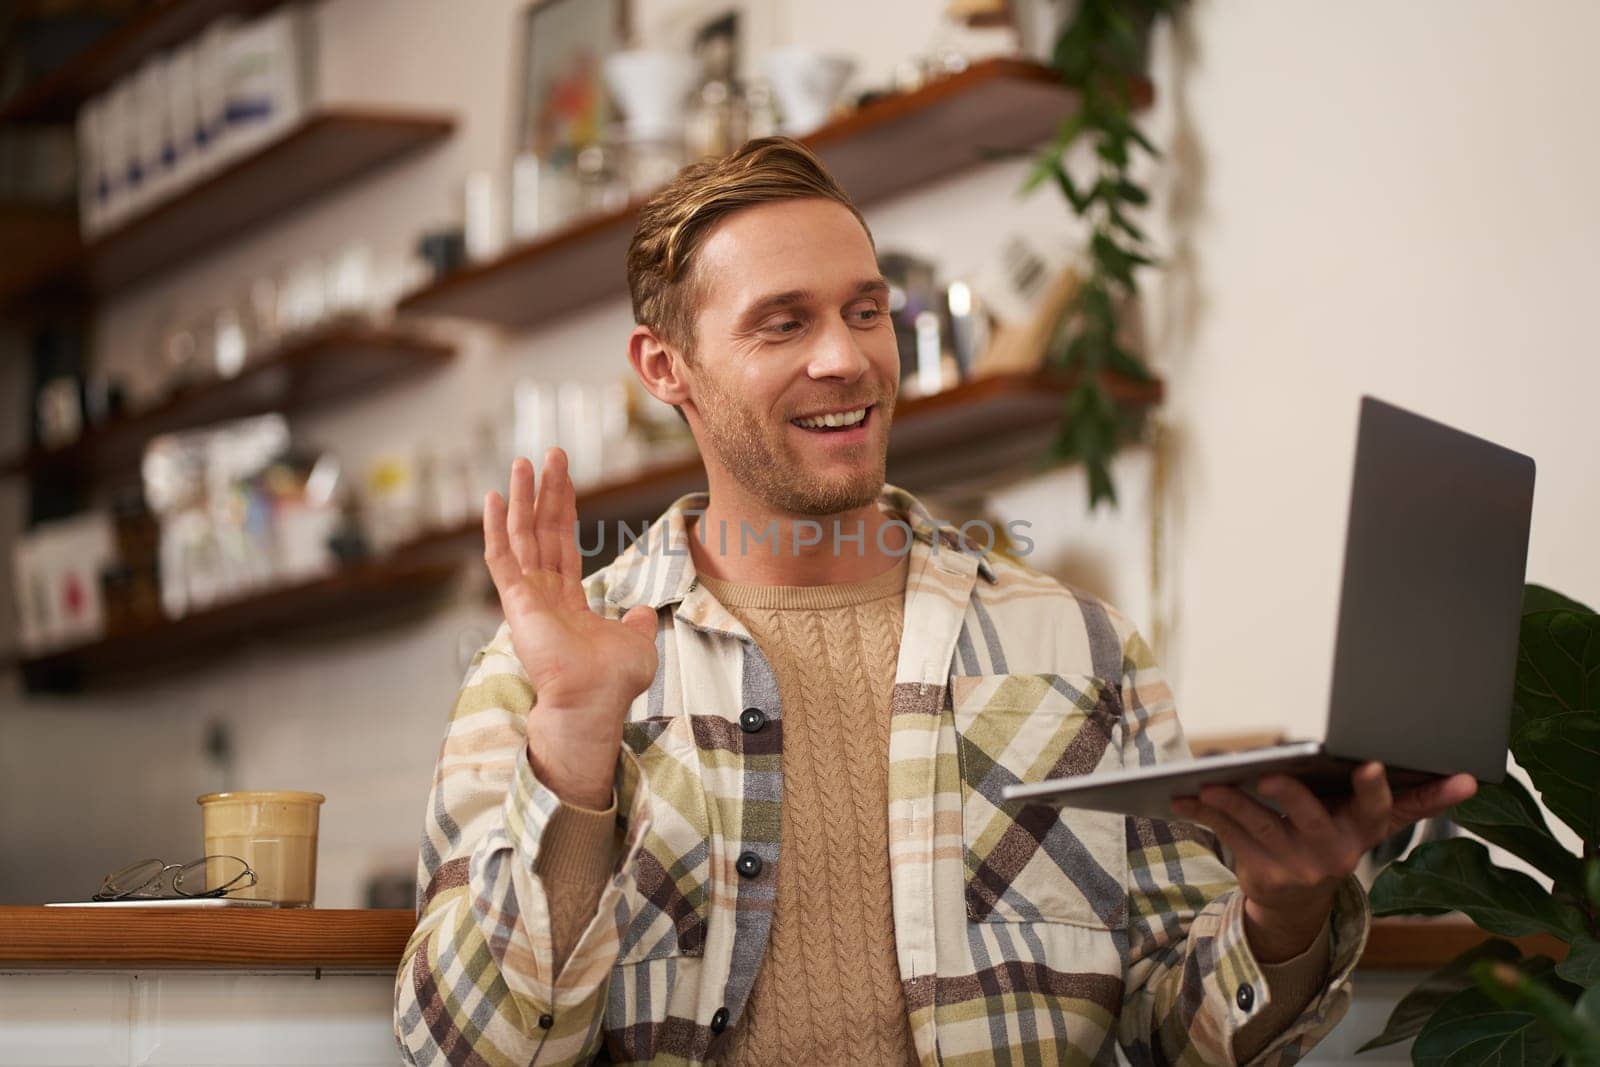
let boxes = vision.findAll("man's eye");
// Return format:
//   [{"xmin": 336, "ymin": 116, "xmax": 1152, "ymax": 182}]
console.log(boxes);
[
  {"xmin": 852, "ymin": 307, "xmax": 880, "ymax": 323},
  {"xmin": 768, "ymin": 319, "xmax": 802, "ymax": 335}
]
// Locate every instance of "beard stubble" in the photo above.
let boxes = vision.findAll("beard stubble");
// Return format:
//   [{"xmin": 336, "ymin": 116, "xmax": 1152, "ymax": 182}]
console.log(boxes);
[{"xmin": 692, "ymin": 370, "xmax": 895, "ymax": 517}]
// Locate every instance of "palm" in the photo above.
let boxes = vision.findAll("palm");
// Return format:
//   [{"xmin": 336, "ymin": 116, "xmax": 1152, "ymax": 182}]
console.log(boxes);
[
  {"xmin": 482, "ymin": 451, "xmax": 659, "ymax": 806},
  {"xmin": 499, "ymin": 569, "xmax": 656, "ymax": 712}
]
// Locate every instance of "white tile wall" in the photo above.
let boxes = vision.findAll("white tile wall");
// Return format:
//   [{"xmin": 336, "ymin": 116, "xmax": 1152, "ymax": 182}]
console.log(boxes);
[
  {"xmin": 129, "ymin": 975, "xmax": 395, "ymax": 1066},
  {"xmin": 0, "ymin": 974, "xmax": 133, "ymax": 1066},
  {"xmin": 0, "ymin": 973, "xmax": 394, "ymax": 1067},
  {"xmin": 0, "ymin": 968, "xmax": 1420, "ymax": 1065}
]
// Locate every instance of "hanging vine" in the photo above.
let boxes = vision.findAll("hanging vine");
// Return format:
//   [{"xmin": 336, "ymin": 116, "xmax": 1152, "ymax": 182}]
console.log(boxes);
[{"xmin": 1024, "ymin": 0, "xmax": 1180, "ymax": 509}]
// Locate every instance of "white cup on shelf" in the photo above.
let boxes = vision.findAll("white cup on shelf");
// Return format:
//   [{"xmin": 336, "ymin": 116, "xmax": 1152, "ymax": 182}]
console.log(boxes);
[
  {"xmin": 603, "ymin": 49, "xmax": 700, "ymax": 144},
  {"xmin": 762, "ymin": 48, "xmax": 856, "ymax": 136}
]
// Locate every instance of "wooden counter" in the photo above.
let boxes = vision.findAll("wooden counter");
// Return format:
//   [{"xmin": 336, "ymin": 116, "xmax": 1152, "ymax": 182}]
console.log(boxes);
[
  {"xmin": 0, "ymin": 907, "xmax": 413, "ymax": 971},
  {"xmin": 0, "ymin": 907, "xmax": 1565, "ymax": 972}
]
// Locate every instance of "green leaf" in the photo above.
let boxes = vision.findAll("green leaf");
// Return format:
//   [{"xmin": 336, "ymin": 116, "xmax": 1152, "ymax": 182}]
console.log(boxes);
[
  {"xmin": 1104, "ymin": 346, "xmax": 1155, "ymax": 384},
  {"xmin": 1095, "ymin": 135, "xmax": 1128, "ymax": 169},
  {"xmin": 1107, "ymin": 207, "xmax": 1147, "ymax": 243},
  {"xmin": 1472, "ymin": 960, "xmax": 1600, "ymax": 1066},
  {"xmin": 1514, "ymin": 608, "xmax": 1600, "ymax": 732},
  {"xmin": 1412, "ymin": 983, "xmax": 1559, "ymax": 1067},
  {"xmin": 1450, "ymin": 775, "xmax": 1583, "ymax": 889},
  {"xmin": 1020, "ymin": 154, "xmax": 1056, "ymax": 195},
  {"xmin": 1358, "ymin": 939, "xmax": 1523, "ymax": 1053},
  {"xmin": 1576, "ymin": 984, "xmax": 1600, "ymax": 1029},
  {"xmin": 1556, "ymin": 935, "xmax": 1600, "ymax": 986},
  {"xmin": 1116, "ymin": 179, "xmax": 1150, "ymax": 205},
  {"xmin": 1081, "ymin": 282, "xmax": 1115, "ymax": 326},
  {"xmin": 1525, "ymin": 584, "xmax": 1595, "ymax": 616},
  {"xmin": 1086, "ymin": 456, "xmax": 1117, "ymax": 510},
  {"xmin": 1020, "ymin": 116, "xmax": 1089, "ymax": 197},
  {"xmin": 1054, "ymin": 166, "xmax": 1089, "ymax": 214},
  {"xmin": 1124, "ymin": 120, "xmax": 1160, "ymax": 158},
  {"xmin": 1368, "ymin": 838, "xmax": 1585, "ymax": 940},
  {"xmin": 1510, "ymin": 709, "xmax": 1600, "ymax": 845}
]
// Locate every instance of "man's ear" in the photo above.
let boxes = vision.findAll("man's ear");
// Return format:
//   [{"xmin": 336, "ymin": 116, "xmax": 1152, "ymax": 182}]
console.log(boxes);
[{"xmin": 627, "ymin": 325, "xmax": 691, "ymax": 409}]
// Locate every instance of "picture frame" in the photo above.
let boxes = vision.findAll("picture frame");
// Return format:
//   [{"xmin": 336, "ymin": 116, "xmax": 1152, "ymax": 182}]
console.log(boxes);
[{"xmin": 515, "ymin": 0, "xmax": 631, "ymax": 165}]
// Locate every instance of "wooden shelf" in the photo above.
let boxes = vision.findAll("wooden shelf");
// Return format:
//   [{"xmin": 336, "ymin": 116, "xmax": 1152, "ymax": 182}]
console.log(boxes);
[
  {"xmin": 1, "ymin": 109, "xmax": 454, "ymax": 307},
  {"xmin": 15, "ymin": 554, "xmax": 461, "ymax": 690},
  {"xmin": 399, "ymin": 57, "xmax": 1146, "ymax": 332},
  {"xmin": 404, "ymin": 368, "xmax": 1167, "ymax": 565},
  {"xmin": 0, "ymin": 0, "xmax": 290, "ymax": 125},
  {"xmin": 0, "ymin": 324, "xmax": 456, "ymax": 484},
  {"xmin": 85, "ymin": 109, "xmax": 455, "ymax": 295},
  {"xmin": 883, "ymin": 367, "xmax": 1161, "ymax": 494},
  {"xmin": 0, "ymin": 910, "xmax": 1567, "ymax": 974},
  {"xmin": 0, "ymin": 203, "xmax": 84, "ymax": 309},
  {"xmin": 5, "ymin": 368, "xmax": 1157, "ymax": 687},
  {"xmin": 1360, "ymin": 918, "xmax": 1568, "ymax": 970}
]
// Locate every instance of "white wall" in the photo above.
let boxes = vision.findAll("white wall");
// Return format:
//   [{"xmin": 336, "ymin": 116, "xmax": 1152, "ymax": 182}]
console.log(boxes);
[
  {"xmin": 1145, "ymin": 1, "xmax": 1600, "ymax": 733},
  {"xmin": 2, "ymin": 0, "xmax": 1596, "ymax": 906}
]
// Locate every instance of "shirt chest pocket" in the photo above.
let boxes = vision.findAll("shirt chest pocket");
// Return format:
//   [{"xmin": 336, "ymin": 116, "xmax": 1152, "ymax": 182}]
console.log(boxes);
[
  {"xmin": 950, "ymin": 673, "xmax": 1129, "ymax": 930},
  {"xmin": 615, "ymin": 714, "xmax": 711, "ymax": 963}
]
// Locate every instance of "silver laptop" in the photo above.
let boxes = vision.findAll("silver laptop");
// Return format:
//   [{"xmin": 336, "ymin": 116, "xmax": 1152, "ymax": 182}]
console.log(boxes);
[{"xmin": 1004, "ymin": 396, "xmax": 1536, "ymax": 821}]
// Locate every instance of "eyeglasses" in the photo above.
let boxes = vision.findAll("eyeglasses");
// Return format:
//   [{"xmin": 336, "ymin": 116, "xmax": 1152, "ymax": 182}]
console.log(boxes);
[{"xmin": 93, "ymin": 855, "xmax": 258, "ymax": 901}]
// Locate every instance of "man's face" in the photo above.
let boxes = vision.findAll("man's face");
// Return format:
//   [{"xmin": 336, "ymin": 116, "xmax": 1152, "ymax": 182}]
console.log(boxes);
[{"xmin": 680, "ymin": 197, "xmax": 899, "ymax": 517}]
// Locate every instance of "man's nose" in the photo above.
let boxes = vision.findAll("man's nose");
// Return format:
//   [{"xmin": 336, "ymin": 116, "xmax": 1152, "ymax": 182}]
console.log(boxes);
[{"xmin": 805, "ymin": 319, "xmax": 871, "ymax": 382}]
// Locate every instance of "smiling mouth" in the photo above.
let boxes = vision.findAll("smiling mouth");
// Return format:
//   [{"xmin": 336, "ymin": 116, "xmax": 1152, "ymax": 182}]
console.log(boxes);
[{"xmin": 791, "ymin": 404, "xmax": 873, "ymax": 432}]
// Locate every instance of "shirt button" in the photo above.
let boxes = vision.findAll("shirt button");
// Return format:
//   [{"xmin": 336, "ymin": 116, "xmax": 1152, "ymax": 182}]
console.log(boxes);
[
  {"xmin": 735, "ymin": 851, "xmax": 763, "ymax": 879},
  {"xmin": 1236, "ymin": 983, "xmax": 1254, "ymax": 1012},
  {"xmin": 710, "ymin": 1006, "xmax": 729, "ymax": 1034},
  {"xmin": 538, "ymin": 1012, "xmax": 554, "ymax": 1029},
  {"xmin": 739, "ymin": 707, "xmax": 766, "ymax": 733}
]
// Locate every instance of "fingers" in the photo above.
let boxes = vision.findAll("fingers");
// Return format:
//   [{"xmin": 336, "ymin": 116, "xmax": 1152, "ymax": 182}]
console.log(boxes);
[
  {"xmin": 1256, "ymin": 775, "xmax": 1337, "ymax": 840},
  {"xmin": 1196, "ymin": 783, "xmax": 1296, "ymax": 855},
  {"xmin": 1171, "ymin": 795, "xmax": 1274, "ymax": 871},
  {"xmin": 1347, "ymin": 761, "xmax": 1393, "ymax": 839},
  {"xmin": 482, "ymin": 491, "xmax": 524, "ymax": 596},
  {"xmin": 619, "ymin": 603, "xmax": 658, "ymax": 641},
  {"xmin": 532, "ymin": 448, "xmax": 578, "ymax": 582},
  {"xmin": 1392, "ymin": 773, "xmax": 1478, "ymax": 824},
  {"xmin": 551, "ymin": 449, "xmax": 583, "ymax": 582},
  {"xmin": 507, "ymin": 457, "xmax": 541, "ymax": 574}
]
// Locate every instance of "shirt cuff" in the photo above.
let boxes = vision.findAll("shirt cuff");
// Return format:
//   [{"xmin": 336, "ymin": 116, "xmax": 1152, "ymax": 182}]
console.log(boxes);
[{"xmin": 1225, "ymin": 873, "xmax": 1371, "ymax": 1063}]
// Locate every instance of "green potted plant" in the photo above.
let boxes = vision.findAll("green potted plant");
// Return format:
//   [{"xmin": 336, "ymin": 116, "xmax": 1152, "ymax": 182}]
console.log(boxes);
[
  {"xmin": 1362, "ymin": 584, "xmax": 1600, "ymax": 1064},
  {"xmin": 1026, "ymin": 0, "xmax": 1179, "ymax": 510}
]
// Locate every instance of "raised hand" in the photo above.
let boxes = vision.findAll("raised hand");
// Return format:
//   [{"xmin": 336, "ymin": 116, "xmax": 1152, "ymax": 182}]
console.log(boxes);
[
  {"xmin": 483, "ymin": 449, "xmax": 660, "ymax": 809},
  {"xmin": 1171, "ymin": 764, "xmax": 1477, "ymax": 962}
]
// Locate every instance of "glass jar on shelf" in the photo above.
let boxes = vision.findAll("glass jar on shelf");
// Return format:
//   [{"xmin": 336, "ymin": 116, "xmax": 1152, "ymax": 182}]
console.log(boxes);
[
  {"xmin": 744, "ymin": 78, "xmax": 779, "ymax": 140},
  {"xmin": 510, "ymin": 150, "xmax": 581, "ymax": 240},
  {"xmin": 575, "ymin": 142, "xmax": 629, "ymax": 217},
  {"xmin": 622, "ymin": 137, "xmax": 685, "ymax": 200},
  {"xmin": 685, "ymin": 78, "xmax": 747, "ymax": 161}
]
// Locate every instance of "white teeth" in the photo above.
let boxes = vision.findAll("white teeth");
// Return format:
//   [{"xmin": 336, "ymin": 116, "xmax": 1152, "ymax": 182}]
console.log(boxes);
[{"xmin": 795, "ymin": 407, "xmax": 867, "ymax": 429}]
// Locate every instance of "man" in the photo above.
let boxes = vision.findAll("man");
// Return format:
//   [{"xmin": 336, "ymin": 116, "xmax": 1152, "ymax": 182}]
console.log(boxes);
[{"xmin": 394, "ymin": 138, "xmax": 1473, "ymax": 1066}]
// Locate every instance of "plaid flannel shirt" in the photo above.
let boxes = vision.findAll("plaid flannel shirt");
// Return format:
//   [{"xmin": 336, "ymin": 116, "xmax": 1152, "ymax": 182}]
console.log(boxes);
[{"xmin": 395, "ymin": 485, "xmax": 1369, "ymax": 1065}]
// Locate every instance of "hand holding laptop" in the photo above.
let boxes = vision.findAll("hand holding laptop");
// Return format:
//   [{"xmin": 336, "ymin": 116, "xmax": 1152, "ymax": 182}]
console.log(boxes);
[{"xmin": 1169, "ymin": 761, "xmax": 1477, "ymax": 962}]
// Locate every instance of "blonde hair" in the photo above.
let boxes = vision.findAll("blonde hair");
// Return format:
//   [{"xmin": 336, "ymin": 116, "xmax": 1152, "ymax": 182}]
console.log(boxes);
[{"xmin": 625, "ymin": 136, "xmax": 873, "ymax": 359}]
